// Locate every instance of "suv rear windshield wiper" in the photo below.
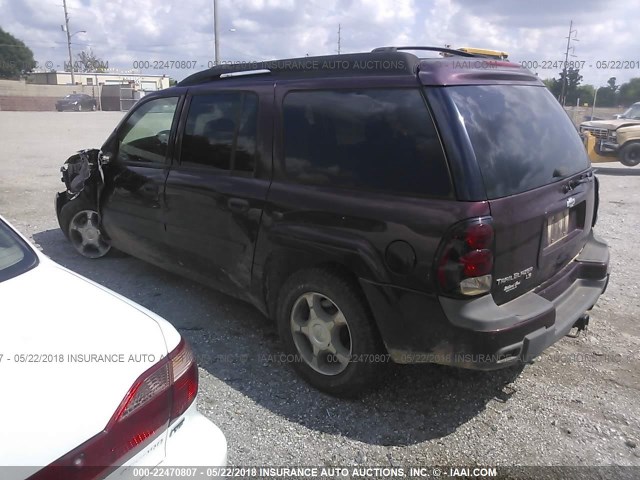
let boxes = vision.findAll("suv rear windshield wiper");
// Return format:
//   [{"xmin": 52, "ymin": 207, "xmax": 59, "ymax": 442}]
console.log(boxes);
[{"xmin": 561, "ymin": 171, "xmax": 593, "ymax": 193}]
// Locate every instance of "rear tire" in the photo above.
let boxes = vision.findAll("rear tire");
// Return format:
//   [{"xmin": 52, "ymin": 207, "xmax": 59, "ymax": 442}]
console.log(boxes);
[
  {"xmin": 276, "ymin": 268, "xmax": 385, "ymax": 397},
  {"xmin": 619, "ymin": 142, "xmax": 640, "ymax": 167},
  {"xmin": 59, "ymin": 197, "xmax": 111, "ymax": 259}
]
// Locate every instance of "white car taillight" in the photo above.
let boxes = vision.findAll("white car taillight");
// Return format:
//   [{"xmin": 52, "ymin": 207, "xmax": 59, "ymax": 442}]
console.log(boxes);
[
  {"xmin": 29, "ymin": 338, "xmax": 198, "ymax": 480},
  {"xmin": 169, "ymin": 339, "xmax": 198, "ymax": 423}
]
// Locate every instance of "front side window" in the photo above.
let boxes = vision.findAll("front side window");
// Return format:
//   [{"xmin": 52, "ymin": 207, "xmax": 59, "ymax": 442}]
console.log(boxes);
[
  {"xmin": 282, "ymin": 89, "xmax": 452, "ymax": 197},
  {"xmin": 180, "ymin": 92, "xmax": 258, "ymax": 172},
  {"xmin": 117, "ymin": 97, "xmax": 179, "ymax": 164},
  {"xmin": 621, "ymin": 104, "xmax": 640, "ymax": 119}
]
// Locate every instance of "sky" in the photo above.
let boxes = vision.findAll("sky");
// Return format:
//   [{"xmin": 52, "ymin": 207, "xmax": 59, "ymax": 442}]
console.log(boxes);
[{"xmin": 1, "ymin": 0, "xmax": 638, "ymax": 88}]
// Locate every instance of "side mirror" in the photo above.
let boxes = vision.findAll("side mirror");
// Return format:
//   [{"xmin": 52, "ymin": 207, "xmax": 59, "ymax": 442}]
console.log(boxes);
[
  {"xmin": 156, "ymin": 130, "xmax": 171, "ymax": 145},
  {"xmin": 99, "ymin": 151, "xmax": 112, "ymax": 165},
  {"xmin": 99, "ymin": 132, "xmax": 119, "ymax": 166}
]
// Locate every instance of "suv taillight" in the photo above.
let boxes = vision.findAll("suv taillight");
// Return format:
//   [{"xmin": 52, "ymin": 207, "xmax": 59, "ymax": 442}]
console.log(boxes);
[
  {"xmin": 436, "ymin": 217, "xmax": 494, "ymax": 297},
  {"xmin": 30, "ymin": 338, "xmax": 198, "ymax": 480}
]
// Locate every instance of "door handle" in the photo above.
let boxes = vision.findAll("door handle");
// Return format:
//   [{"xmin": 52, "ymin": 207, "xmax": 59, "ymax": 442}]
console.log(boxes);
[{"xmin": 227, "ymin": 198, "xmax": 249, "ymax": 213}]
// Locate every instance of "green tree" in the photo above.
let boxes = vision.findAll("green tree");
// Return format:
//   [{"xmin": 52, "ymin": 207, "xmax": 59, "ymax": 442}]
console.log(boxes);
[
  {"xmin": 72, "ymin": 49, "xmax": 108, "ymax": 73},
  {"xmin": 594, "ymin": 77, "xmax": 619, "ymax": 107},
  {"xmin": 562, "ymin": 67, "xmax": 583, "ymax": 105},
  {"xmin": 0, "ymin": 27, "xmax": 36, "ymax": 79},
  {"xmin": 576, "ymin": 84, "xmax": 595, "ymax": 106},
  {"xmin": 546, "ymin": 68, "xmax": 583, "ymax": 105},
  {"xmin": 618, "ymin": 78, "xmax": 640, "ymax": 106},
  {"xmin": 543, "ymin": 77, "xmax": 561, "ymax": 98}
]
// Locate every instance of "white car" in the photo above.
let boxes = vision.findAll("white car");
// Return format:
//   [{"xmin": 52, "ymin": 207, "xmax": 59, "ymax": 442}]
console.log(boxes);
[{"xmin": 0, "ymin": 216, "xmax": 227, "ymax": 479}]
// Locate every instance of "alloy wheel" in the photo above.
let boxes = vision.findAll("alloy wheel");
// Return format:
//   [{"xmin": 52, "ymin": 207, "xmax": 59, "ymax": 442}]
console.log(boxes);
[
  {"xmin": 68, "ymin": 210, "xmax": 111, "ymax": 258},
  {"xmin": 290, "ymin": 292, "xmax": 352, "ymax": 375}
]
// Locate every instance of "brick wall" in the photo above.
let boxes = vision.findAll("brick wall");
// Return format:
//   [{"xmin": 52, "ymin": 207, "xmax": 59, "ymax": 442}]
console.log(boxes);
[
  {"xmin": 0, "ymin": 79, "xmax": 97, "ymax": 111},
  {"xmin": 0, "ymin": 96, "xmax": 60, "ymax": 111}
]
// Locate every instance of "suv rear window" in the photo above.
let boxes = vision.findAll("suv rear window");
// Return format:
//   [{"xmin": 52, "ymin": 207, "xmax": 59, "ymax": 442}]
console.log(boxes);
[
  {"xmin": 282, "ymin": 89, "xmax": 452, "ymax": 198},
  {"xmin": 446, "ymin": 85, "xmax": 589, "ymax": 199}
]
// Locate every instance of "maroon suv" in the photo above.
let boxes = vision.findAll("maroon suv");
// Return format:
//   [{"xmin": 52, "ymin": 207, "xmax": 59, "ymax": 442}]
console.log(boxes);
[{"xmin": 55, "ymin": 46, "xmax": 610, "ymax": 396}]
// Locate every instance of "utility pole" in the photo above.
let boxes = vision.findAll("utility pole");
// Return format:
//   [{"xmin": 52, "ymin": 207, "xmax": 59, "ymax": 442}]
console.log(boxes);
[
  {"xmin": 591, "ymin": 86, "xmax": 602, "ymax": 121},
  {"xmin": 62, "ymin": 0, "xmax": 75, "ymax": 84},
  {"xmin": 337, "ymin": 24, "xmax": 341, "ymax": 55},
  {"xmin": 560, "ymin": 20, "xmax": 579, "ymax": 106},
  {"xmin": 213, "ymin": 0, "xmax": 220, "ymax": 65}
]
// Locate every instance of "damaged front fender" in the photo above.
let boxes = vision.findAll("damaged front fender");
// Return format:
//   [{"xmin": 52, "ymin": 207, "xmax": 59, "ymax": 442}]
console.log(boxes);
[
  {"xmin": 55, "ymin": 148, "xmax": 107, "ymax": 219},
  {"xmin": 60, "ymin": 149, "xmax": 103, "ymax": 197}
]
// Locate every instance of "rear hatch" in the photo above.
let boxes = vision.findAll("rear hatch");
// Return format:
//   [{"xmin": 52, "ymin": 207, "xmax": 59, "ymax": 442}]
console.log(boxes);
[{"xmin": 445, "ymin": 84, "xmax": 594, "ymax": 305}]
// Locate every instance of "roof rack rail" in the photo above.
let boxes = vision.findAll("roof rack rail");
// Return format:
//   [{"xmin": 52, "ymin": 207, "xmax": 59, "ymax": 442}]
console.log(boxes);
[
  {"xmin": 178, "ymin": 51, "xmax": 420, "ymax": 86},
  {"xmin": 219, "ymin": 69, "xmax": 271, "ymax": 79},
  {"xmin": 371, "ymin": 46, "xmax": 477, "ymax": 57}
]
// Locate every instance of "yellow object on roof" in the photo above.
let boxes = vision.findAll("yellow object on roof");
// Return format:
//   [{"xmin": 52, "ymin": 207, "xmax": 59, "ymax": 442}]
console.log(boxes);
[{"xmin": 458, "ymin": 47, "xmax": 509, "ymax": 60}]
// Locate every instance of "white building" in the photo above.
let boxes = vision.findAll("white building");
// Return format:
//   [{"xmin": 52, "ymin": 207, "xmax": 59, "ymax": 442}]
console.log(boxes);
[{"xmin": 27, "ymin": 72, "xmax": 170, "ymax": 92}]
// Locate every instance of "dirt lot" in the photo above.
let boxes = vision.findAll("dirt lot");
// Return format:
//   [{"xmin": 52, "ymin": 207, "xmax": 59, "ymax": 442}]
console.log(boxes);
[{"xmin": 1, "ymin": 111, "xmax": 639, "ymax": 477}]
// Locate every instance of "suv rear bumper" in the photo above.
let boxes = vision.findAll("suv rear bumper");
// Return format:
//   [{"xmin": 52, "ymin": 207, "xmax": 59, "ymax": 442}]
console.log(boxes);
[{"xmin": 360, "ymin": 233, "xmax": 609, "ymax": 369}]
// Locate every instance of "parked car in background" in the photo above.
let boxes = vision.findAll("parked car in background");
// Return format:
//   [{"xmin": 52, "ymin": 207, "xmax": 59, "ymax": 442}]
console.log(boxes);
[
  {"xmin": 55, "ymin": 93, "xmax": 97, "ymax": 112},
  {"xmin": 580, "ymin": 105, "xmax": 640, "ymax": 166},
  {"xmin": 55, "ymin": 47, "xmax": 609, "ymax": 397},
  {"xmin": 0, "ymin": 215, "xmax": 227, "ymax": 479}
]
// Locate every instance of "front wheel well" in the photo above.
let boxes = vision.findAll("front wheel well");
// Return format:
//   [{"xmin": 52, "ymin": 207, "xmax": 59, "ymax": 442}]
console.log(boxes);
[
  {"xmin": 620, "ymin": 139, "xmax": 640, "ymax": 148},
  {"xmin": 619, "ymin": 140, "xmax": 640, "ymax": 167}
]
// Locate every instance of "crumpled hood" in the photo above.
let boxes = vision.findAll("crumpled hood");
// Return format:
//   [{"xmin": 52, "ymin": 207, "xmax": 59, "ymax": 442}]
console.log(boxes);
[{"xmin": 581, "ymin": 118, "xmax": 640, "ymax": 130}]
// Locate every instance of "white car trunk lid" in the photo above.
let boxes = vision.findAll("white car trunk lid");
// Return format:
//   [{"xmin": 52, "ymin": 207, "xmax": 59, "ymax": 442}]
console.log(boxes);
[{"xmin": 0, "ymin": 261, "xmax": 170, "ymax": 468}]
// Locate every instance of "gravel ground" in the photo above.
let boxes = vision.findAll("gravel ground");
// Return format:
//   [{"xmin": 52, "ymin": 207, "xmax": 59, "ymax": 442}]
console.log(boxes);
[{"xmin": 1, "ymin": 111, "xmax": 639, "ymax": 477}]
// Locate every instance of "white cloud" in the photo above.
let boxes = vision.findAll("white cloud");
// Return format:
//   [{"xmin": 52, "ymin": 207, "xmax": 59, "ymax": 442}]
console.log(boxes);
[{"xmin": 0, "ymin": 0, "xmax": 638, "ymax": 86}]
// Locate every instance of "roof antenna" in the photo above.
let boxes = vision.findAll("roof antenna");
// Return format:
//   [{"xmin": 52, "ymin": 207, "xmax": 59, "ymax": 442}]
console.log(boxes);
[{"xmin": 337, "ymin": 24, "xmax": 342, "ymax": 55}]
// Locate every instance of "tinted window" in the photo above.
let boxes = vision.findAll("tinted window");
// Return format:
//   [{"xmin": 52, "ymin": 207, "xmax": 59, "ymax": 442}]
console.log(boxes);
[
  {"xmin": 118, "ymin": 97, "xmax": 179, "ymax": 164},
  {"xmin": 181, "ymin": 92, "xmax": 258, "ymax": 172},
  {"xmin": 282, "ymin": 89, "xmax": 451, "ymax": 197},
  {"xmin": 447, "ymin": 85, "xmax": 590, "ymax": 199}
]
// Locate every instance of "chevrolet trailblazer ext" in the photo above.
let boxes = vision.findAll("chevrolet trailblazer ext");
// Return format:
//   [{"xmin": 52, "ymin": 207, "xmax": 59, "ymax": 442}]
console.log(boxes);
[{"xmin": 55, "ymin": 47, "xmax": 610, "ymax": 396}]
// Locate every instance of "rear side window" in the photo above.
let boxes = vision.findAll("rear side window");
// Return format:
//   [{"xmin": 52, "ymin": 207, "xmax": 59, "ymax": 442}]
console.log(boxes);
[
  {"xmin": 447, "ymin": 85, "xmax": 590, "ymax": 199},
  {"xmin": 282, "ymin": 89, "xmax": 452, "ymax": 197},
  {"xmin": 181, "ymin": 92, "xmax": 258, "ymax": 172}
]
